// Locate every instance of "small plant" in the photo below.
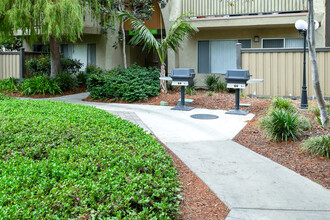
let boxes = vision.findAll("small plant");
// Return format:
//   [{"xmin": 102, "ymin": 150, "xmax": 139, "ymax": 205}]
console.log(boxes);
[
  {"xmin": 308, "ymin": 103, "xmax": 330, "ymax": 126},
  {"xmin": 207, "ymin": 91, "xmax": 214, "ymax": 96},
  {"xmin": 0, "ymin": 77, "xmax": 19, "ymax": 92},
  {"xmin": 297, "ymin": 115, "xmax": 313, "ymax": 131},
  {"xmin": 271, "ymin": 96, "xmax": 297, "ymax": 112},
  {"xmin": 259, "ymin": 109, "xmax": 303, "ymax": 142},
  {"xmin": 185, "ymin": 80, "xmax": 196, "ymax": 95},
  {"xmin": 76, "ymin": 72, "xmax": 88, "ymax": 87},
  {"xmin": 205, "ymin": 75, "xmax": 227, "ymax": 92},
  {"xmin": 185, "ymin": 87, "xmax": 196, "ymax": 95},
  {"xmin": 55, "ymin": 71, "xmax": 78, "ymax": 92},
  {"xmin": 205, "ymin": 74, "xmax": 219, "ymax": 91},
  {"xmin": 302, "ymin": 135, "xmax": 330, "ymax": 158},
  {"xmin": 21, "ymin": 75, "xmax": 62, "ymax": 95}
]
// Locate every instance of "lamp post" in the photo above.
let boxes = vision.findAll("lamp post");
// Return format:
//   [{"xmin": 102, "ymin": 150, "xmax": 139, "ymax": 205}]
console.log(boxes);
[{"xmin": 295, "ymin": 20, "xmax": 319, "ymax": 109}]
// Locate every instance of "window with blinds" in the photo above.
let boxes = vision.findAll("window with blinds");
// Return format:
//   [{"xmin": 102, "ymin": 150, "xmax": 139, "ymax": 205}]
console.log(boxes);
[{"xmin": 198, "ymin": 39, "xmax": 251, "ymax": 74}]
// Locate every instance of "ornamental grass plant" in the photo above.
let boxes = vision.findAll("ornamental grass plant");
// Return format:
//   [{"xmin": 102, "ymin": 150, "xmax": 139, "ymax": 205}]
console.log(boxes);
[{"xmin": 302, "ymin": 135, "xmax": 330, "ymax": 158}]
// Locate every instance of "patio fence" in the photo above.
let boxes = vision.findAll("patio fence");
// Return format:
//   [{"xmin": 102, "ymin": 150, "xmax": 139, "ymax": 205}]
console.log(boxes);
[
  {"xmin": 240, "ymin": 47, "xmax": 330, "ymax": 98},
  {"xmin": 0, "ymin": 48, "xmax": 47, "ymax": 79}
]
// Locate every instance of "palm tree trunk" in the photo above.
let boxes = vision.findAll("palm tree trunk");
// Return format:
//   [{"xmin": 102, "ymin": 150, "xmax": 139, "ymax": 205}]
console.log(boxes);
[
  {"xmin": 50, "ymin": 35, "xmax": 61, "ymax": 78},
  {"xmin": 160, "ymin": 62, "xmax": 167, "ymax": 94},
  {"xmin": 308, "ymin": 0, "xmax": 328, "ymax": 127}
]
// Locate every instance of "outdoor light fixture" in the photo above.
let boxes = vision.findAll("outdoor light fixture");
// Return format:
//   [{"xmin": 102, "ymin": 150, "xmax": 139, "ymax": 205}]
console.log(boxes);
[
  {"xmin": 254, "ymin": 36, "xmax": 259, "ymax": 42},
  {"xmin": 295, "ymin": 19, "xmax": 319, "ymax": 109}
]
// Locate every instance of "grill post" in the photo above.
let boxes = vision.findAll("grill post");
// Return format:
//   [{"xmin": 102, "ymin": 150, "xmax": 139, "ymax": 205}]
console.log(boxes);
[{"xmin": 181, "ymin": 86, "xmax": 185, "ymax": 108}]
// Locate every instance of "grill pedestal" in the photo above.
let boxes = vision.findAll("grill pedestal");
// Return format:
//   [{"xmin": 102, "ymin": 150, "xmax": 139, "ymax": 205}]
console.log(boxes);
[{"xmin": 225, "ymin": 89, "xmax": 248, "ymax": 115}]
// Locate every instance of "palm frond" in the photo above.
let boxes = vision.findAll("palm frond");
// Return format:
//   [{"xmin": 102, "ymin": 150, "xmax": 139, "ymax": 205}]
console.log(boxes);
[
  {"xmin": 117, "ymin": 11, "xmax": 160, "ymax": 53},
  {"xmin": 161, "ymin": 12, "xmax": 198, "ymax": 52}
]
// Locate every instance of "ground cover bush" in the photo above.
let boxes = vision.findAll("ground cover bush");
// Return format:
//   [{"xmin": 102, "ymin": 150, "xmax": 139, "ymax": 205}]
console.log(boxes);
[
  {"xmin": 302, "ymin": 135, "xmax": 330, "ymax": 158},
  {"xmin": 0, "ymin": 77, "xmax": 19, "ymax": 92},
  {"xmin": 26, "ymin": 56, "xmax": 82, "ymax": 76},
  {"xmin": 87, "ymin": 64, "xmax": 160, "ymax": 102},
  {"xmin": 0, "ymin": 100, "xmax": 180, "ymax": 219},
  {"xmin": 205, "ymin": 75, "xmax": 227, "ymax": 92},
  {"xmin": 55, "ymin": 71, "xmax": 78, "ymax": 92},
  {"xmin": 259, "ymin": 97, "xmax": 310, "ymax": 142},
  {"xmin": 20, "ymin": 75, "xmax": 62, "ymax": 95},
  {"xmin": 0, "ymin": 93, "xmax": 13, "ymax": 100}
]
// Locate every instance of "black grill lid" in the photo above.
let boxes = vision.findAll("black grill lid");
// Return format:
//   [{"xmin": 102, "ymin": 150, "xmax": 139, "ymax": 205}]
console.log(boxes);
[
  {"xmin": 225, "ymin": 69, "xmax": 250, "ymax": 80},
  {"xmin": 171, "ymin": 68, "xmax": 195, "ymax": 78}
]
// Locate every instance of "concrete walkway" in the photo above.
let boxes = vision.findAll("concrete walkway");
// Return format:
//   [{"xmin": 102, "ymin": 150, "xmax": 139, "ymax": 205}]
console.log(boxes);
[{"xmin": 22, "ymin": 93, "xmax": 330, "ymax": 220}]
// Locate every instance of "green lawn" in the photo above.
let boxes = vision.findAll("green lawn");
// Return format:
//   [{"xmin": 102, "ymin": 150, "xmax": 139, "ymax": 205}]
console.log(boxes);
[{"xmin": 0, "ymin": 98, "xmax": 180, "ymax": 219}]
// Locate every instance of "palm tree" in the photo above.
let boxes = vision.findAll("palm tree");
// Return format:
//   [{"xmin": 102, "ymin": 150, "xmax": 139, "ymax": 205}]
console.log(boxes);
[{"xmin": 118, "ymin": 12, "xmax": 198, "ymax": 93}]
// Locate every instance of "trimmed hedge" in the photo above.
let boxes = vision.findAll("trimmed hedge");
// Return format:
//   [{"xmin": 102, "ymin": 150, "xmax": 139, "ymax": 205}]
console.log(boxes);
[
  {"xmin": 0, "ymin": 100, "xmax": 180, "ymax": 219},
  {"xmin": 87, "ymin": 64, "xmax": 160, "ymax": 102}
]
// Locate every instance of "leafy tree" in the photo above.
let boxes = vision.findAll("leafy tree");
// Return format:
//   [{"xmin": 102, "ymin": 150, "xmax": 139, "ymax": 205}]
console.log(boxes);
[
  {"xmin": 0, "ymin": 37, "xmax": 22, "ymax": 51},
  {"xmin": 119, "ymin": 12, "xmax": 198, "ymax": 93},
  {"xmin": 100, "ymin": 0, "xmax": 169, "ymax": 69},
  {"xmin": 306, "ymin": 0, "xmax": 328, "ymax": 127},
  {"xmin": 0, "ymin": 0, "xmax": 102, "ymax": 77}
]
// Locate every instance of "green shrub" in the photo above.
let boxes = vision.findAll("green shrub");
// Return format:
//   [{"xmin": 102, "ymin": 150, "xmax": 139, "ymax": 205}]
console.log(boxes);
[
  {"xmin": 26, "ymin": 56, "xmax": 82, "ymax": 76},
  {"xmin": 185, "ymin": 80, "xmax": 196, "ymax": 95},
  {"xmin": 55, "ymin": 72, "xmax": 78, "ymax": 92},
  {"xmin": 259, "ymin": 109, "xmax": 303, "ymax": 142},
  {"xmin": 0, "ymin": 93, "xmax": 13, "ymax": 100},
  {"xmin": 0, "ymin": 100, "xmax": 180, "ymax": 218},
  {"xmin": 302, "ymin": 135, "xmax": 330, "ymax": 158},
  {"xmin": 87, "ymin": 64, "xmax": 160, "ymax": 102},
  {"xmin": 271, "ymin": 97, "xmax": 297, "ymax": 112},
  {"xmin": 297, "ymin": 115, "xmax": 313, "ymax": 131},
  {"xmin": 76, "ymin": 72, "xmax": 88, "ymax": 87},
  {"xmin": 0, "ymin": 77, "xmax": 19, "ymax": 92},
  {"xmin": 25, "ymin": 55, "xmax": 51, "ymax": 76},
  {"xmin": 21, "ymin": 75, "xmax": 62, "ymax": 95},
  {"xmin": 205, "ymin": 74, "xmax": 219, "ymax": 91},
  {"xmin": 205, "ymin": 75, "xmax": 227, "ymax": 92}
]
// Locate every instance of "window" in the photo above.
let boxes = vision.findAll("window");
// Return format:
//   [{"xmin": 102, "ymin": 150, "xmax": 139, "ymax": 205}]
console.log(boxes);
[
  {"xmin": 262, "ymin": 38, "xmax": 304, "ymax": 48},
  {"xmin": 262, "ymin": 39, "xmax": 284, "ymax": 48},
  {"xmin": 60, "ymin": 43, "xmax": 96, "ymax": 70},
  {"xmin": 87, "ymin": 44, "xmax": 96, "ymax": 66},
  {"xmin": 198, "ymin": 39, "xmax": 251, "ymax": 74},
  {"xmin": 285, "ymin": 38, "xmax": 304, "ymax": 48}
]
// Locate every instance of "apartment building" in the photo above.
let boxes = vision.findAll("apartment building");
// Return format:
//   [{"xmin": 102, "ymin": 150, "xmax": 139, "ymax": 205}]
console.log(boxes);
[
  {"xmin": 162, "ymin": 0, "xmax": 327, "ymax": 87},
  {"xmin": 21, "ymin": 0, "xmax": 329, "ymax": 97}
]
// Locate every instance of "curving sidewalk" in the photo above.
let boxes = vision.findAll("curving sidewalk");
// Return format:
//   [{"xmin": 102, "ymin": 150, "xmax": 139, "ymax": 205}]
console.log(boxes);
[{"xmin": 21, "ymin": 93, "xmax": 330, "ymax": 220}]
